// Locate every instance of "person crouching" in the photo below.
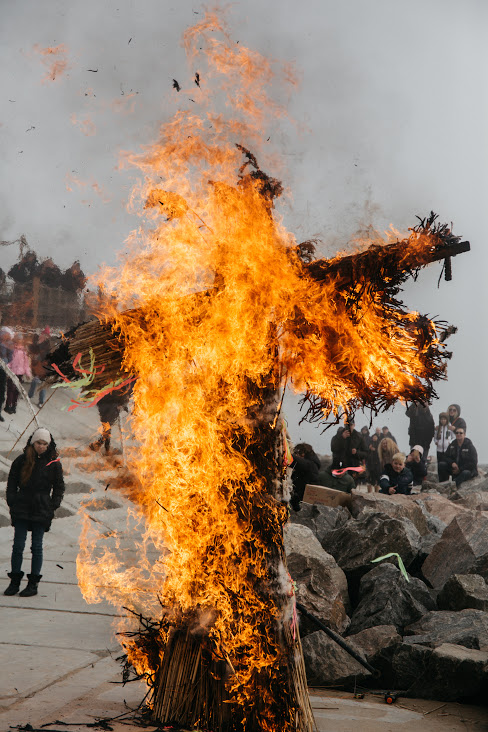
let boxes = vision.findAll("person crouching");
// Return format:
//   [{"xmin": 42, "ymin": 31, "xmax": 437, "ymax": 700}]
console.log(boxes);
[
  {"xmin": 379, "ymin": 452, "xmax": 413, "ymax": 496},
  {"xmin": 4, "ymin": 428, "xmax": 65, "ymax": 597}
]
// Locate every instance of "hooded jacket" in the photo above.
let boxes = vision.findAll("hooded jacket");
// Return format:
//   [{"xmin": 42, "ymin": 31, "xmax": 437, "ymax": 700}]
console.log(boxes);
[
  {"xmin": 448, "ymin": 404, "xmax": 467, "ymax": 433},
  {"xmin": 6, "ymin": 448, "xmax": 64, "ymax": 531},
  {"xmin": 434, "ymin": 413, "xmax": 455, "ymax": 454}
]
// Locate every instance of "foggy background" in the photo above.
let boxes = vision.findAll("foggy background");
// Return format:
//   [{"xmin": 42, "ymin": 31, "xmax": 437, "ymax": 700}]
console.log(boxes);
[{"xmin": 1, "ymin": 0, "xmax": 486, "ymax": 458}]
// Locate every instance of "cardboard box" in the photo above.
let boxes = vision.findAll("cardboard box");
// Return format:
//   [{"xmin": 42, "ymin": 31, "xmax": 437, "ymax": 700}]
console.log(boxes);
[{"xmin": 302, "ymin": 483, "xmax": 352, "ymax": 509}]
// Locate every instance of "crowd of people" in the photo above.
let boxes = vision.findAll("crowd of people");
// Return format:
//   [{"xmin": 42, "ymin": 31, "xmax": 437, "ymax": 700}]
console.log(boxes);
[
  {"xmin": 290, "ymin": 403, "xmax": 479, "ymax": 509},
  {"xmin": 0, "ymin": 326, "xmax": 52, "ymax": 420}
]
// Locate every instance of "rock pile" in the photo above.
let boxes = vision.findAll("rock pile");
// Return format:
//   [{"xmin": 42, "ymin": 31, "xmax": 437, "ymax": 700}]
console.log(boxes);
[{"xmin": 285, "ymin": 477, "xmax": 488, "ymax": 702}]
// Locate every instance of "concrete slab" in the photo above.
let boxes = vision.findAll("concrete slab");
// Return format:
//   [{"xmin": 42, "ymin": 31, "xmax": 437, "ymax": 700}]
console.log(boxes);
[
  {"xmin": 0, "ymin": 645, "xmax": 99, "ymax": 700},
  {"xmin": 0, "ymin": 578, "xmax": 120, "ymax": 615},
  {"xmin": 0, "ymin": 606, "xmax": 119, "ymax": 651}
]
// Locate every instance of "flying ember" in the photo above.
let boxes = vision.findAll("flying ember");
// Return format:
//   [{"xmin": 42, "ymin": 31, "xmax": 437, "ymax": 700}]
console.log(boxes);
[{"xmin": 49, "ymin": 9, "xmax": 469, "ymax": 732}]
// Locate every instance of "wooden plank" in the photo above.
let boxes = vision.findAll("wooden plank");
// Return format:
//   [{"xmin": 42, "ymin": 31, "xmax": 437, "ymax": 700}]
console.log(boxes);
[{"xmin": 302, "ymin": 483, "xmax": 352, "ymax": 509}]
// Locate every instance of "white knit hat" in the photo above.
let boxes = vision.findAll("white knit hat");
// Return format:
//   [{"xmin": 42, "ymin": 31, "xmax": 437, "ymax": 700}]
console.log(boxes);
[
  {"xmin": 412, "ymin": 444, "xmax": 424, "ymax": 456},
  {"xmin": 31, "ymin": 428, "xmax": 52, "ymax": 444}
]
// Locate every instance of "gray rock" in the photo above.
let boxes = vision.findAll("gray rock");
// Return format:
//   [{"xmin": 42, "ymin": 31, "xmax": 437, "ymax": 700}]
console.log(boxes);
[
  {"xmin": 414, "ymin": 499, "xmax": 447, "ymax": 535},
  {"xmin": 422, "ymin": 512, "xmax": 488, "ymax": 588},
  {"xmin": 302, "ymin": 630, "xmax": 371, "ymax": 687},
  {"xmin": 321, "ymin": 510, "xmax": 421, "ymax": 578},
  {"xmin": 469, "ymin": 554, "xmax": 488, "ymax": 581},
  {"xmin": 438, "ymin": 574, "xmax": 488, "ymax": 612},
  {"xmin": 392, "ymin": 642, "xmax": 488, "ymax": 701},
  {"xmin": 419, "ymin": 532, "xmax": 441, "ymax": 558},
  {"xmin": 451, "ymin": 492, "xmax": 488, "ymax": 511},
  {"xmin": 284, "ymin": 523, "xmax": 350, "ymax": 634},
  {"xmin": 414, "ymin": 492, "xmax": 467, "ymax": 527},
  {"xmin": 350, "ymin": 491, "xmax": 429, "ymax": 535},
  {"xmin": 348, "ymin": 563, "xmax": 436, "ymax": 634},
  {"xmin": 0, "ymin": 468, "xmax": 9, "ymax": 482},
  {"xmin": 421, "ymin": 480, "xmax": 452, "ymax": 496},
  {"xmin": 290, "ymin": 503, "xmax": 350, "ymax": 544},
  {"xmin": 404, "ymin": 609, "xmax": 488, "ymax": 650},
  {"xmin": 347, "ymin": 624, "xmax": 401, "ymax": 686}
]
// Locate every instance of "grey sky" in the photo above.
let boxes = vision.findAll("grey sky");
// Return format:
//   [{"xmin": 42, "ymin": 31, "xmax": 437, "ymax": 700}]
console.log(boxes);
[{"xmin": 1, "ymin": 1, "xmax": 487, "ymax": 457}]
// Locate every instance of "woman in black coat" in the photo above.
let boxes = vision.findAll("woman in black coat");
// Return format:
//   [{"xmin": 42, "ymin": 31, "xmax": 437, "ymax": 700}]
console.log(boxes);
[{"xmin": 4, "ymin": 427, "xmax": 65, "ymax": 597}]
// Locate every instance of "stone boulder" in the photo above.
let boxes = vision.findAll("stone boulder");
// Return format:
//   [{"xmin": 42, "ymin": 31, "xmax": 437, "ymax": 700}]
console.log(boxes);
[
  {"xmin": 452, "ymin": 492, "xmax": 488, "ymax": 511},
  {"xmin": 422, "ymin": 512, "xmax": 488, "ymax": 587},
  {"xmin": 347, "ymin": 624, "xmax": 401, "ymax": 686},
  {"xmin": 284, "ymin": 523, "xmax": 350, "ymax": 634},
  {"xmin": 289, "ymin": 503, "xmax": 350, "ymax": 544},
  {"xmin": 404, "ymin": 609, "xmax": 488, "ymax": 650},
  {"xmin": 392, "ymin": 642, "xmax": 488, "ymax": 701},
  {"xmin": 320, "ymin": 510, "xmax": 421, "ymax": 580},
  {"xmin": 302, "ymin": 630, "xmax": 371, "ymax": 687},
  {"xmin": 414, "ymin": 492, "xmax": 467, "ymax": 527},
  {"xmin": 350, "ymin": 491, "xmax": 429, "ymax": 535},
  {"xmin": 421, "ymin": 480, "xmax": 453, "ymax": 496},
  {"xmin": 469, "ymin": 554, "xmax": 488, "ymax": 581},
  {"xmin": 348, "ymin": 563, "xmax": 436, "ymax": 635},
  {"xmin": 438, "ymin": 574, "xmax": 488, "ymax": 612}
]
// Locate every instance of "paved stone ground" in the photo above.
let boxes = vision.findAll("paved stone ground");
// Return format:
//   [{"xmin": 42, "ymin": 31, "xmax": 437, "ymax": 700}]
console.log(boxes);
[{"xmin": 0, "ymin": 387, "xmax": 487, "ymax": 731}]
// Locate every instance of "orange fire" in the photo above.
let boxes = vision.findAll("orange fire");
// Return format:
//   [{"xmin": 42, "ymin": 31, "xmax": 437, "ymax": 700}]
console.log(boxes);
[{"xmin": 75, "ymin": 9, "xmax": 452, "ymax": 730}]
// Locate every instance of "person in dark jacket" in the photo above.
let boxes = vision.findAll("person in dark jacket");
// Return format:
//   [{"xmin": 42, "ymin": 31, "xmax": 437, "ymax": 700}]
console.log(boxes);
[
  {"xmin": 447, "ymin": 404, "xmax": 467, "ymax": 434},
  {"xmin": 330, "ymin": 419, "xmax": 367, "ymax": 469},
  {"xmin": 366, "ymin": 432, "xmax": 381, "ymax": 486},
  {"xmin": 406, "ymin": 403, "xmax": 435, "ymax": 458},
  {"xmin": 438, "ymin": 427, "xmax": 478, "ymax": 486},
  {"xmin": 379, "ymin": 453, "xmax": 413, "ymax": 495},
  {"xmin": 360, "ymin": 426, "xmax": 371, "ymax": 448},
  {"xmin": 406, "ymin": 445, "xmax": 428, "ymax": 485},
  {"xmin": 0, "ymin": 327, "xmax": 14, "ymax": 422},
  {"xmin": 381, "ymin": 426, "xmax": 397, "ymax": 444},
  {"xmin": 290, "ymin": 443, "xmax": 320, "ymax": 512},
  {"xmin": 4, "ymin": 427, "xmax": 65, "ymax": 597}
]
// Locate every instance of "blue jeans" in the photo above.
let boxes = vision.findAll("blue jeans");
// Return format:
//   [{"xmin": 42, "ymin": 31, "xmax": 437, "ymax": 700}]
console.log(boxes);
[
  {"xmin": 28, "ymin": 377, "xmax": 46, "ymax": 405},
  {"xmin": 11, "ymin": 520, "xmax": 45, "ymax": 575}
]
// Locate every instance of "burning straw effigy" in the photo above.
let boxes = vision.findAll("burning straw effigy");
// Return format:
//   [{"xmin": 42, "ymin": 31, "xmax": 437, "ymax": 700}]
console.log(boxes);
[{"xmin": 47, "ymin": 11, "xmax": 470, "ymax": 732}]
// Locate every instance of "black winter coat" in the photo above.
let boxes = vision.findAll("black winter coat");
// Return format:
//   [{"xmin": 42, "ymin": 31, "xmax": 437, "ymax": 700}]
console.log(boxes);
[
  {"xmin": 331, "ymin": 429, "xmax": 367, "ymax": 469},
  {"xmin": 7, "ymin": 452, "xmax": 65, "ymax": 531},
  {"xmin": 379, "ymin": 464, "xmax": 413, "ymax": 495},
  {"xmin": 443, "ymin": 438, "xmax": 478, "ymax": 476},
  {"xmin": 406, "ymin": 404, "xmax": 435, "ymax": 444}
]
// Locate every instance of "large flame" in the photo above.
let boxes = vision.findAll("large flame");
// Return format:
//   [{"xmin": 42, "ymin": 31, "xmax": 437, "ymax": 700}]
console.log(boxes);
[{"xmin": 75, "ymin": 9, "xmax": 453, "ymax": 730}]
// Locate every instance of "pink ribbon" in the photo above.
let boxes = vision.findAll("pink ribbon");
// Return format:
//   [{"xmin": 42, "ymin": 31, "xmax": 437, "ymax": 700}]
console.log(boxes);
[{"xmin": 332, "ymin": 465, "xmax": 365, "ymax": 476}]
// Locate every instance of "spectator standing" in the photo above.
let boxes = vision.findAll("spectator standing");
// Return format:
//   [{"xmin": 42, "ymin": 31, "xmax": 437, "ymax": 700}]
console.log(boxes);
[
  {"xmin": 360, "ymin": 426, "xmax": 371, "ymax": 448},
  {"xmin": 406, "ymin": 403, "xmax": 435, "ymax": 459},
  {"xmin": 28, "ymin": 327, "xmax": 51, "ymax": 407},
  {"xmin": 290, "ymin": 443, "xmax": 321, "ymax": 511},
  {"xmin": 438, "ymin": 428, "xmax": 478, "ymax": 487},
  {"xmin": 4, "ymin": 427, "xmax": 65, "ymax": 597},
  {"xmin": 366, "ymin": 432, "xmax": 381, "ymax": 486},
  {"xmin": 379, "ymin": 453, "xmax": 413, "ymax": 495},
  {"xmin": 447, "ymin": 404, "xmax": 467, "ymax": 434},
  {"xmin": 406, "ymin": 445, "xmax": 428, "ymax": 485},
  {"xmin": 434, "ymin": 412, "xmax": 455, "ymax": 479},
  {"xmin": 0, "ymin": 327, "xmax": 14, "ymax": 422},
  {"xmin": 330, "ymin": 419, "xmax": 367, "ymax": 484},
  {"xmin": 381, "ymin": 426, "xmax": 397, "ymax": 444},
  {"xmin": 5, "ymin": 334, "xmax": 32, "ymax": 414}
]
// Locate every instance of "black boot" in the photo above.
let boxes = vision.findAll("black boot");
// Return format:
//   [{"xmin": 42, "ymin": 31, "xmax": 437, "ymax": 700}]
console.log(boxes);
[
  {"xmin": 19, "ymin": 574, "xmax": 42, "ymax": 597},
  {"xmin": 4, "ymin": 571, "xmax": 24, "ymax": 595}
]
